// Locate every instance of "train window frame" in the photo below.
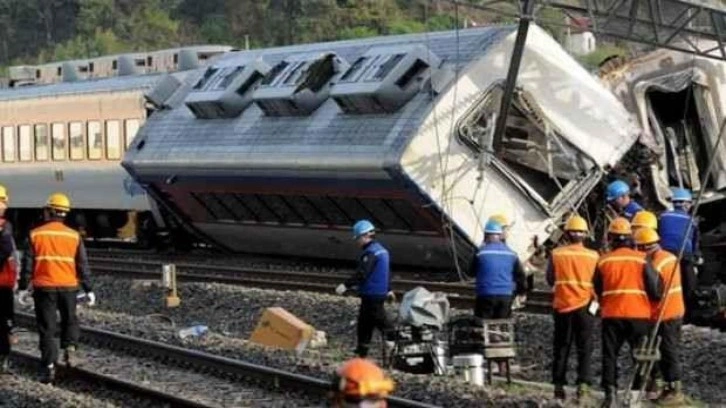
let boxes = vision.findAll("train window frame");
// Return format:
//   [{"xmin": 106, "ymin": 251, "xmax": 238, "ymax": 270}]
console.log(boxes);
[
  {"xmin": 18, "ymin": 125, "xmax": 32, "ymax": 162},
  {"xmin": 69, "ymin": 122, "xmax": 84, "ymax": 161},
  {"xmin": 34, "ymin": 124, "xmax": 49, "ymax": 161},
  {"xmin": 124, "ymin": 119, "xmax": 141, "ymax": 149},
  {"xmin": 1, "ymin": 126, "xmax": 15, "ymax": 162},
  {"xmin": 51, "ymin": 122, "xmax": 66, "ymax": 161},
  {"xmin": 105, "ymin": 120, "xmax": 121, "ymax": 160},
  {"xmin": 86, "ymin": 121, "xmax": 103, "ymax": 160}
]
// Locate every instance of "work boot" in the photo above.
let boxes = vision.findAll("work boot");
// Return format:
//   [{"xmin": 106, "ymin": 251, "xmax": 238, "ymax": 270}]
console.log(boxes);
[
  {"xmin": 0, "ymin": 355, "xmax": 9, "ymax": 374},
  {"xmin": 576, "ymin": 383, "xmax": 591, "ymax": 403},
  {"xmin": 657, "ymin": 381, "xmax": 686, "ymax": 406},
  {"xmin": 601, "ymin": 387, "xmax": 619, "ymax": 408},
  {"xmin": 645, "ymin": 378, "xmax": 663, "ymax": 400},
  {"xmin": 63, "ymin": 346, "xmax": 76, "ymax": 367},
  {"xmin": 553, "ymin": 385, "xmax": 566, "ymax": 400},
  {"xmin": 39, "ymin": 364, "xmax": 54, "ymax": 384}
]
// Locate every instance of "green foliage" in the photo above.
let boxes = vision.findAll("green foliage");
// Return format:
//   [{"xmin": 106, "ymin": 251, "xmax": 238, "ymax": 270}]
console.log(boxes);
[
  {"xmin": 577, "ymin": 44, "xmax": 629, "ymax": 70},
  {"xmin": 338, "ymin": 26, "xmax": 379, "ymax": 40}
]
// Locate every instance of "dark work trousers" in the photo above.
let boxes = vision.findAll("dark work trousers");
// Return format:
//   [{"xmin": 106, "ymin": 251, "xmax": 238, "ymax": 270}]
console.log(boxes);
[
  {"xmin": 474, "ymin": 295, "xmax": 513, "ymax": 319},
  {"xmin": 601, "ymin": 318, "xmax": 651, "ymax": 390},
  {"xmin": 650, "ymin": 318, "xmax": 682, "ymax": 383},
  {"xmin": 679, "ymin": 258, "xmax": 696, "ymax": 322},
  {"xmin": 0, "ymin": 287, "xmax": 14, "ymax": 356},
  {"xmin": 356, "ymin": 296, "xmax": 394, "ymax": 358},
  {"xmin": 33, "ymin": 289, "xmax": 79, "ymax": 366},
  {"xmin": 552, "ymin": 306, "xmax": 595, "ymax": 386}
]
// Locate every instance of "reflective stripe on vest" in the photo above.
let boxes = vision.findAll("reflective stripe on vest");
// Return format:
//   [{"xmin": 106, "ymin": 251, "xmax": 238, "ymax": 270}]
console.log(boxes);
[
  {"xmin": 598, "ymin": 248, "xmax": 651, "ymax": 319},
  {"xmin": 651, "ymin": 250, "xmax": 685, "ymax": 321},
  {"xmin": 551, "ymin": 244, "xmax": 598, "ymax": 313},
  {"xmin": 30, "ymin": 221, "xmax": 80, "ymax": 288}
]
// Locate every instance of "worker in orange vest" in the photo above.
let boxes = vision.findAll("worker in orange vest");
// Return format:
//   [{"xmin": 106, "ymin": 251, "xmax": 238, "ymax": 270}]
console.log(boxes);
[
  {"xmin": 634, "ymin": 228, "xmax": 686, "ymax": 404},
  {"xmin": 0, "ymin": 185, "xmax": 18, "ymax": 374},
  {"xmin": 18, "ymin": 193, "xmax": 96, "ymax": 383},
  {"xmin": 330, "ymin": 358, "xmax": 395, "ymax": 407},
  {"xmin": 594, "ymin": 217, "xmax": 663, "ymax": 407},
  {"xmin": 546, "ymin": 215, "xmax": 599, "ymax": 402}
]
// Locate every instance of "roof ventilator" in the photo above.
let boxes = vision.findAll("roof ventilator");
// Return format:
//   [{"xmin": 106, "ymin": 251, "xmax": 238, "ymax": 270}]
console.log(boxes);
[
  {"xmin": 253, "ymin": 52, "xmax": 349, "ymax": 116},
  {"xmin": 184, "ymin": 58, "xmax": 271, "ymax": 119},
  {"xmin": 117, "ymin": 55, "xmax": 140, "ymax": 76},
  {"xmin": 330, "ymin": 44, "xmax": 440, "ymax": 114},
  {"xmin": 145, "ymin": 74, "xmax": 185, "ymax": 110}
]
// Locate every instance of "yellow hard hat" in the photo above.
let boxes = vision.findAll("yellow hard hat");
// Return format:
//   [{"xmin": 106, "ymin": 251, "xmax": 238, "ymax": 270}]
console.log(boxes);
[
  {"xmin": 608, "ymin": 217, "xmax": 632, "ymax": 235},
  {"xmin": 489, "ymin": 213, "xmax": 509, "ymax": 227},
  {"xmin": 334, "ymin": 358, "xmax": 395, "ymax": 399},
  {"xmin": 632, "ymin": 211, "xmax": 657, "ymax": 230},
  {"xmin": 46, "ymin": 192, "xmax": 71, "ymax": 212},
  {"xmin": 634, "ymin": 227, "xmax": 659, "ymax": 245},
  {"xmin": 0, "ymin": 185, "xmax": 7, "ymax": 202},
  {"xmin": 564, "ymin": 215, "xmax": 588, "ymax": 232}
]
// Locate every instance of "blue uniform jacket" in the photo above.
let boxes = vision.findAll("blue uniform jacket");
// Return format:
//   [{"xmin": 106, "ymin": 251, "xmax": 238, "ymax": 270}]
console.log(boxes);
[
  {"xmin": 346, "ymin": 240, "xmax": 390, "ymax": 298},
  {"xmin": 659, "ymin": 208, "xmax": 699, "ymax": 257},
  {"xmin": 471, "ymin": 242, "xmax": 526, "ymax": 297},
  {"xmin": 622, "ymin": 200, "xmax": 644, "ymax": 220}
]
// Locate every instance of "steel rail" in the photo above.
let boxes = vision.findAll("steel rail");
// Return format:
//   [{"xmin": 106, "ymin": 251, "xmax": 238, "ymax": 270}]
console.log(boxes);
[{"xmin": 14, "ymin": 312, "xmax": 439, "ymax": 408}]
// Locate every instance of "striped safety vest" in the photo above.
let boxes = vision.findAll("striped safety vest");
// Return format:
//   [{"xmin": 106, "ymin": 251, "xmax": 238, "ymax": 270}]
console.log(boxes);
[
  {"xmin": 598, "ymin": 247, "xmax": 651, "ymax": 319},
  {"xmin": 650, "ymin": 249, "xmax": 685, "ymax": 321},
  {"xmin": 551, "ymin": 243, "xmax": 599, "ymax": 313},
  {"xmin": 30, "ymin": 221, "xmax": 81, "ymax": 288}
]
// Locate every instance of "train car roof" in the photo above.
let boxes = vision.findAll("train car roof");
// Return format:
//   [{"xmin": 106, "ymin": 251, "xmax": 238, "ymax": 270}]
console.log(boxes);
[{"xmin": 0, "ymin": 73, "xmax": 162, "ymax": 102}]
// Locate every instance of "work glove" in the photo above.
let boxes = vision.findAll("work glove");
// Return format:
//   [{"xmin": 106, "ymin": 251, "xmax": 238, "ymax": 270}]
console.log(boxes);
[
  {"xmin": 695, "ymin": 256, "xmax": 705, "ymax": 266},
  {"xmin": 512, "ymin": 295, "xmax": 527, "ymax": 310},
  {"xmin": 77, "ymin": 291, "xmax": 96, "ymax": 307},
  {"xmin": 335, "ymin": 284, "xmax": 347, "ymax": 295},
  {"xmin": 385, "ymin": 291, "xmax": 396, "ymax": 303},
  {"xmin": 16, "ymin": 290, "xmax": 32, "ymax": 306}
]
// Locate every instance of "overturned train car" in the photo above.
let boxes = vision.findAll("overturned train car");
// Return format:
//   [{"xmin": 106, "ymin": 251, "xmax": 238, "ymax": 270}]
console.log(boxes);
[{"xmin": 122, "ymin": 25, "xmax": 640, "ymax": 270}]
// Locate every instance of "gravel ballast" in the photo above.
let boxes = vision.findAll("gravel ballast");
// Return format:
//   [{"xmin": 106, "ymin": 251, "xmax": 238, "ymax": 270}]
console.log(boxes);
[{"xmin": 19, "ymin": 274, "xmax": 722, "ymax": 405}]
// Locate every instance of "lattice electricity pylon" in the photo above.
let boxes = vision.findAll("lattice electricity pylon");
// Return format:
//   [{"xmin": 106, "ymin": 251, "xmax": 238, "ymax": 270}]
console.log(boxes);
[{"xmin": 444, "ymin": 0, "xmax": 726, "ymax": 61}]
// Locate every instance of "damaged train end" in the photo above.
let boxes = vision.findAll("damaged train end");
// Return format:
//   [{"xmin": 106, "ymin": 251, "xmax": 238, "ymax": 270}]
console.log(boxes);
[{"xmin": 601, "ymin": 45, "xmax": 726, "ymax": 328}]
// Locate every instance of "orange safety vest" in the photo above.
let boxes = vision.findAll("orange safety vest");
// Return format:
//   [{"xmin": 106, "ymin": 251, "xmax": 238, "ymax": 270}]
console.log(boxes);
[
  {"xmin": 30, "ymin": 221, "xmax": 81, "ymax": 288},
  {"xmin": 650, "ymin": 249, "xmax": 685, "ymax": 321},
  {"xmin": 598, "ymin": 247, "xmax": 651, "ymax": 319},
  {"xmin": 0, "ymin": 218, "xmax": 16, "ymax": 288},
  {"xmin": 551, "ymin": 243, "xmax": 599, "ymax": 313}
]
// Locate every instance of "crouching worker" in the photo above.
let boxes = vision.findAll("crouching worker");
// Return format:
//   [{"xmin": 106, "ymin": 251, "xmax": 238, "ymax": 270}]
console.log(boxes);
[
  {"xmin": 330, "ymin": 358, "xmax": 394, "ymax": 407},
  {"xmin": 336, "ymin": 220, "xmax": 395, "ymax": 358}
]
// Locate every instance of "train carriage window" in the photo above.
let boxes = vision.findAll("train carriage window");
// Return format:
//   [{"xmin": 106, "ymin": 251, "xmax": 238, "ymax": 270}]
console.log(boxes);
[
  {"xmin": 1, "ymin": 127, "xmax": 15, "ymax": 162},
  {"xmin": 124, "ymin": 119, "xmax": 140, "ymax": 149},
  {"xmin": 87, "ymin": 121, "xmax": 102, "ymax": 160},
  {"xmin": 69, "ymin": 122, "xmax": 84, "ymax": 160},
  {"xmin": 34, "ymin": 124, "xmax": 49, "ymax": 161},
  {"xmin": 51, "ymin": 122, "xmax": 66, "ymax": 161},
  {"xmin": 105, "ymin": 120, "xmax": 121, "ymax": 160},
  {"xmin": 18, "ymin": 125, "xmax": 31, "ymax": 162}
]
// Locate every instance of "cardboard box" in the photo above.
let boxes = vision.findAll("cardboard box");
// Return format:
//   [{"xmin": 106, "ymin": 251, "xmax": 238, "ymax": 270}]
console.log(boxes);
[{"xmin": 250, "ymin": 307, "xmax": 315, "ymax": 353}]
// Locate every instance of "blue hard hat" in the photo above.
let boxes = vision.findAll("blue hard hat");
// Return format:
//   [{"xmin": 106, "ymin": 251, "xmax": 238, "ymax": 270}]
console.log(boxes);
[
  {"xmin": 352, "ymin": 219, "xmax": 375, "ymax": 239},
  {"xmin": 670, "ymin": 187, "xmax": 693, "ymax": 202},
  {"xmin": 484, "ymin": 220, "xmax": 503, "ymax": 234},
  {"xmin": 606, "ymin": 180, "xmax": 630, "ymax": 202}
]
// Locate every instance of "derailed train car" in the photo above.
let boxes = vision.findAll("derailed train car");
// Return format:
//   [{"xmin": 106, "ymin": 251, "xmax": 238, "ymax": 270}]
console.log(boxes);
[{"xmin": 122, "ymin": 25, "xmax": 640, "ymax": 269}]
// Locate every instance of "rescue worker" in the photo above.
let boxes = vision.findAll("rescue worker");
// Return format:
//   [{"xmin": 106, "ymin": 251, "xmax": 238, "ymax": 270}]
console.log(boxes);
[
  {"xmin": 488, "ymin": 213, "xmax": 510, "ymax": 241},
  {"xmin": 470, "ymin": 219, "xmax": 527, "ymax": 375},
  {"xmin": 659, "ymin": 187, "xmax": 699, "ymax": 322},
  {"xmin": 336, "ymin": 220, "xmax": 394, "ymax": 358},
  {"xmin": 546, "ymin": 215, "xmax": 599, "ymax": 401},
  {"xmin": 17, "ymin": 193, "xmax": 96, "ymax": 383},
  {"xmin": 631, "ymin": 210, "xmax": 658, "ymax": 232},
  {"xmin": 594, "ymin": 217, "xmax": 662, "ymax": 407},
  {"xmin": 634, "ymin": 228, "xmax": 686, "ymax": 404},
  {"xmin": 606, "ymin": 180, "xmax": 643, "ymax": 221},
  {"xmin": 0, "ymin": 185, "xmax": 18, "ymax": 374},
  {"xmin": 330, "ymin": 358, "xmax": 394, "ymax": 408}
]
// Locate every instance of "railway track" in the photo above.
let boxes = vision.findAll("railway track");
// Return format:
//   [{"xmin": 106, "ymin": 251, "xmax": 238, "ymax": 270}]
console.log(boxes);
[
  {"xmin": 88, "ymin": 254, "xmax": 553, "ymax": 313},
  {"xmin": 13, "ymin": 312, "xmax": 439, "ymax": 408}
]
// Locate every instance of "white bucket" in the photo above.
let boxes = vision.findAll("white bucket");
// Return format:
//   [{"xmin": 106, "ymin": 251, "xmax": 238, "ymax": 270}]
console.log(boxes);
[{"xmin": 452, "ymin": 354, "xmax": 484, "ymax": 386}]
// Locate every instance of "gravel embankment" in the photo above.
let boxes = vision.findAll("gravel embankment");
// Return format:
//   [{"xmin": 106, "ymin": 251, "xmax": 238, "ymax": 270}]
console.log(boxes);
[
  {"xmin": 20, "ymin": 275, "xmax": 724, "ymax": 405},
  {"xmin": 11, "ymin": 330, "xmax": 316, "ymax": 408}
]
